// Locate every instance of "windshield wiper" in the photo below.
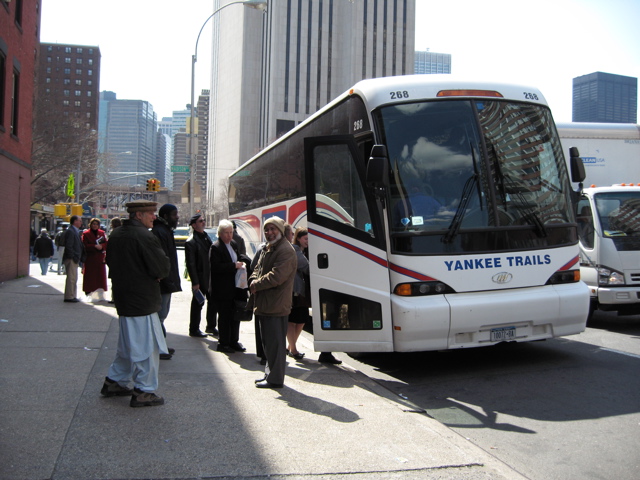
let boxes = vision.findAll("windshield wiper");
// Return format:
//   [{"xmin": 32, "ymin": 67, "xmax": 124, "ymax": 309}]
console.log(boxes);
[{"xmin": 442, "ymin": 174, "xmax": 477, "ymax": 243}]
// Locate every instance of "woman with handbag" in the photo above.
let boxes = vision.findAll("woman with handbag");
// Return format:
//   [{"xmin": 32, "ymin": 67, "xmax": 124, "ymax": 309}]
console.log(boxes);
[{"xmin": 210, "ymin": 220, "xmax": 249, "ymax": 353}]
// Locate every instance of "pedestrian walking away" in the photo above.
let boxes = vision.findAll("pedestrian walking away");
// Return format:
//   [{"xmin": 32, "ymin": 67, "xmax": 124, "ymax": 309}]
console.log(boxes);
[
  {"xmin": 152, "ymin": 204, "xmax": 182, "ymax": 359},
  {"xmin": 102, "ymin": 200, "xmax": 171, "ymax": 407},
  {"xmin": 185, "ymin": 214, "xmax": 217, "ymax": 338},
  {"xmin": 62, "ymin": 215, "xmax": 85, "ymax": 303},
  {"xmin": 249, "ymin": 217, "xmax": 297, "ymax": 389},
  {"xmin": 33, "ymin": 228, "xmax": 55, "ymax": 275}
]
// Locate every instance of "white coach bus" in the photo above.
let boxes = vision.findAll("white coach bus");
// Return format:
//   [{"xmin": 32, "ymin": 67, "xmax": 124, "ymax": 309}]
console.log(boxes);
[{"xmin": 229, "ymin": 75, "xmax": 589, "ymax": 353}]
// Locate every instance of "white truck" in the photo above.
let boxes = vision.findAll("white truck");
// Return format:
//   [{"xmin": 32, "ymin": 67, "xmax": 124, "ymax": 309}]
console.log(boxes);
[{"xmin": 557, "ymin": 122, "xmax": 640, "ymax": 319}]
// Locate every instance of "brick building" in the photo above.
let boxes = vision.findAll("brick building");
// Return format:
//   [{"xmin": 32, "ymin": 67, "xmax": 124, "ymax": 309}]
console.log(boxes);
[{"xmin": 0, "ymin": 0, "xmax": 41, "ymax": 281}]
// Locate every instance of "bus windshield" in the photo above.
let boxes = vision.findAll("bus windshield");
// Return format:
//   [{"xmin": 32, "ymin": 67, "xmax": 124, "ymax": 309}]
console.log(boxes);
[{"xmin": 374, "ymin": 99, "xmax": 574, "ymax": 254}]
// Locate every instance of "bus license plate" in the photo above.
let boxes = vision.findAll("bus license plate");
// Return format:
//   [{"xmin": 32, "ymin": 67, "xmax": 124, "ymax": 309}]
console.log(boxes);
[{"xmin": 490, "ymin": 326, "xmax": 516, "ymax": 342}]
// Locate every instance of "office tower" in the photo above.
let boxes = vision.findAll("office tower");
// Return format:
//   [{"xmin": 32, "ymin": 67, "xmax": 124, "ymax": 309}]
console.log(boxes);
[
  {"xmin": 38, "ymin": 43, "xmax": 101, "ymax": 130},
  {"xmin": 414, "ymin": 50, "xmax": 451, "ymax": 74},
  {"xmin": 155, "ymin": 131, "xmax": 168, "ymax": 188},
  {"xmin": 206, "ymin": 0, "xmax": 416, "ymax": 221},
  {"xmin": 0, "ymin": 0, "xmax": 41, "ymax": 281},
  {"xmin": 573, "ymin": 72, "xmax": 638, "ymax": 123},
  {"xmin": 102, "ymin": 96, "xmax": 158, "ymax": 186}
]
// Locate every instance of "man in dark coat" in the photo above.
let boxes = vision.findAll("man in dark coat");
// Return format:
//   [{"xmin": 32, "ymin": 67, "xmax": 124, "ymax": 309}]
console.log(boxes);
[
  {"xmin": 185, "ymin": 213, "xmax": 216, "ymax": 337},
  {"xmin": 152, "ymin": 204, "xmax": 184, "ymax": 359},
  {"xmin": 62, "ymin": 215, "xmax": 85, "ymax": 303},
  {"xmin": 102, "ymin": 200, "xmax": 170, "ymax": 407}
]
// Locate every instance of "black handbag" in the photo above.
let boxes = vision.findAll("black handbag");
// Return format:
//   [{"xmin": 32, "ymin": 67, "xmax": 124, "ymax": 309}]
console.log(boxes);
[{"xmin": 234, "ymin": 299, "xmax": 253, "ymax": 322}]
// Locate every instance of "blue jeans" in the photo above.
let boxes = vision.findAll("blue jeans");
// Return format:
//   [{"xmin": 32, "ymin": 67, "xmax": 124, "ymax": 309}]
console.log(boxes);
[{"xmin": 38, "ymin": 257, "xmax": 50, "ymax": 275}]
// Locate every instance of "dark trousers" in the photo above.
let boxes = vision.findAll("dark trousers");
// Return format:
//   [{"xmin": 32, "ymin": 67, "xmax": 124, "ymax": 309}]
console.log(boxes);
[
  {"xmin": 216, "ymin": 298, "xmax": 240, "ymax": 347},
  {"xmin": 255, "ymin": 316, "xmax": 264, "ymax": 359},
  {"xmin": 258, "ymin": 315, "xmax": 288, "ymax": 385},
  {"xmin": 189, "ymin": 291, "xmax": 217, "ymax": 334}
]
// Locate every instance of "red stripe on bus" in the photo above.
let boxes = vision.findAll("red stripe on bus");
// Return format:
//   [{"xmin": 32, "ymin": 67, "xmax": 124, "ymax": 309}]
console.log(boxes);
[
  {"xmin": 389, "ymin": 264, "xmax": 437, "ymax": 282},
  {"xmin": 309, "ymin": 228, "xmax": 388, "ymax": 268},
  {"xmin": 559, "ymin": 256, "xmax": 580, "ymax": 271}
]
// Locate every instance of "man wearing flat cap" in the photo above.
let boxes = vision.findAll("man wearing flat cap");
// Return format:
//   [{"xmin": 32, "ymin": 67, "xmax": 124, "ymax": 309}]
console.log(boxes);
[
  {"xmin": 101, "ymin": 200, "xmax": 171, "ymax": 407},
  {"xmin": 249, "ymin": 217, "xmax": 297, "ymax": 389}
]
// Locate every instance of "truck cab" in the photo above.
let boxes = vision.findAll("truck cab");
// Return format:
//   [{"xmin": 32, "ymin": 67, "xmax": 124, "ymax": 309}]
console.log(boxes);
[{"xmin": 576, "ymin": 185, "xmax": 640, "ymax": 319}]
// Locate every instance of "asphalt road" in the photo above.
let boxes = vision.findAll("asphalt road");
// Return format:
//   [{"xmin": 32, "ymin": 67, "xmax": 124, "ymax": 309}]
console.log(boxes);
[{"xmin": 341, "ymin": 312, "xmax": 640, "ymax": 480}]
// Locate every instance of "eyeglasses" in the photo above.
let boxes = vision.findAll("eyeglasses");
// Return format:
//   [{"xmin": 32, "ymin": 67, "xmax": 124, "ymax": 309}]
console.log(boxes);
[{"xmin": 197, "ymin": 219, "xmax": 205, "ymax": 223}]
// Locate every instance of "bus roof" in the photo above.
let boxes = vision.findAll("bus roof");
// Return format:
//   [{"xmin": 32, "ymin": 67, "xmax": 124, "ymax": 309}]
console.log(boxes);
[
  {"xmin": 231, "ymin": 74, "xmax": 550, "ymax": 177},
  {"xmin": 556, "ymin": 122, "xmax": 640, "ymax": 140}
]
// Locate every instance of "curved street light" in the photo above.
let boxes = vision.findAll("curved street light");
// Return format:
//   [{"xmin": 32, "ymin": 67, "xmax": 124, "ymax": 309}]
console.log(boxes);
[{"xmin": 189, "ymin": 0, "xmax": 268, "ymax": 218}]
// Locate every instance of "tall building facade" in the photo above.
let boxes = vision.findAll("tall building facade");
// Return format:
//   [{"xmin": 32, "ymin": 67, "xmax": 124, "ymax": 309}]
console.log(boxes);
[
  {"xmin": 38, "ymin": 43, "xmax": 101, "ymax": 130},
  {"xmin": 102, "ymin": 96, "xmax": 158, "ymax": 186},
  {"xmin": 573, "ymin": 72, "xmax": 638, "ymax": 123},
  {"xmin": 414, "ymin": 50, "xmax": 451, "ymax": 74},
  {"xmin": 206, "ymin": 0, "xmax": 416, "ymax": 221},
  {"xmin": 0, "ymin": 0, "xmax": 41, "ymax": 281}
]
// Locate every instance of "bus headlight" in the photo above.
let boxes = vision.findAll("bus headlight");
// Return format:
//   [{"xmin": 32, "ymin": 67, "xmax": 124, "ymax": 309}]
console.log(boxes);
[
  {"xmin": 394, "ymin": 281, "xmax": 455, "ymax": 296},
  {"xmin": 598, "ymin": 267, "xmax": 625, "ymax": 285},
  {"xmin": 545, "ymin": 269, "xmax": 581, "ymax": 285}
]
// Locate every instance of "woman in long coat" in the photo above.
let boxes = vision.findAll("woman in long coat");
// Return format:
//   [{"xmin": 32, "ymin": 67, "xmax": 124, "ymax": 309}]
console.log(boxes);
[{"xmin": 82, "ymin": 218, "xmax": 108, "ymax": 299}]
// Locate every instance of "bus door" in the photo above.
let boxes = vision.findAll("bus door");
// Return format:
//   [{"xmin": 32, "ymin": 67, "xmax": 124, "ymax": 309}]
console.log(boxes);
[{"xmin": 304, "ymin": 136, "xmax": 394, "ymax": 352}]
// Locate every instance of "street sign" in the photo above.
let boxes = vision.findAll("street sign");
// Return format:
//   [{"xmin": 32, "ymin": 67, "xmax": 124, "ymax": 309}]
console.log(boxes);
[{"xmin": 171, "ymin": 165, "xmax": 190, "ymax": 173}]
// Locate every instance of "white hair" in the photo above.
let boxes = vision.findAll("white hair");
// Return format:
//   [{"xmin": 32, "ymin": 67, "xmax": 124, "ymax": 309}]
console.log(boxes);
[{"xmin": 217, "ymin": 219, "xmax": 234, "ymax": 237}]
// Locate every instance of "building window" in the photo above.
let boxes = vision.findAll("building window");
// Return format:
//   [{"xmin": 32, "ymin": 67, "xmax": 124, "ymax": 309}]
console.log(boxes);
[
  {"xmin": 75, "ymin": 68, "xmax": 82, "ymax": 75},
  {"xmin": 64, "ymin": 57, "xmax": 71, "ymax": 64},
  {"xmin": 86, "ymin": 112, "xmax": 91, "ymax": 118},
  {"xmin": 75, "ymin": 79, "xmax": 82, "ymax": 85},
  {"xmin": 75, "ymin": 90, "xmax": 81, "ymax": 96},
  {"xmin": 76, "ymin": 48, "xmax": 83, "ymax": 54},
  {"xmin": 65, "ymin": 47, "xmax": 71, "ymax": 53},
  {"xmin": 64, "ymin": 68, "xmax": 70, "ymax": 74},
  {"xmin": 63, "ymin": 100, "xmax": 70, "ymax": 106},
  {"xmin": 63, "ymin": 89, "xmax": 70, "ymax": 97},
  {"xmin": 76, "ymin": 58, "xmax": 82, "ymax": 64},
  {"xmin": 10, "ymin": 68, "xmax": 19, "ymax": 136},
  {"xmin": 47, "ymin": 46, "xmax": 53, "ymax": 52},
  {"xmin": 63, "ymin": 78, "xmax": 70, "ymax": 85},
  {"xmin": 87, "ymin": 91, "xmax": 92, "ymax": 97},
  {"xmin": 87, "ymin": 80, "xmax": 92, "ymax": 86},
  {"xmin": 46, "ymin": 77, "xmax": 51, "ymax": 83},
  {"xmin": 74, "ymin": 101, "xmax": 81, "ymax": 107},
  {"xmin": 47, "ymin": 56, "xmax": 51, "ymax": 63},
  {"xmin": 88, "ymin": 49, "xmax": 93, "ymax": 55},
  {"xmin": 46, "ymin": 67, "xmax": 51, "ymax": 73},
  {"xmin": 86, "ymin": 101, "xmax": 91, "ymax": 107},
  {"xmin": 88, "ymin": 59, "xmax": 93, "ymax": 66}
]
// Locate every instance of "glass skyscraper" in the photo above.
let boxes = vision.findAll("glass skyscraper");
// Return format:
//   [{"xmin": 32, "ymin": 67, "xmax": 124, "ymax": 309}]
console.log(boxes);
[{"xmin": 572, "ymin": 72, "xmax": 637, "ymax": 123}]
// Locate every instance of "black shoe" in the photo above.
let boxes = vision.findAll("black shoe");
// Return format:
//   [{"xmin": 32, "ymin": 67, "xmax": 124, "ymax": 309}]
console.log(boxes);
[
  {"xmin": 64, "ymin": 298, "xmax": 80, "ymax": 303},
  {"xmin": 189, "ymin": 331, "xmax": 208, "ymax": 338},
  {"xmin": 217, "ymin": 344, "xmax": 235, "ymax": 353},
  {"xmin": 318, "ymin": 353, "xmax": 342, "ymax": 365},
  {"xmin": 159, "ymin": 353, "xmax": 172, "ymax": 360},
  {"xmin": 288, "ymin": 351, "xmax": 305, "ymax": 360},
  {"xmin": 167, "ymin": 348, "xmax": 175, "ymax": 355},
  {"xmin": 101, "ymin": 377, "xmax": 133, "ymax": 397},
  {"xmin": 255, "ymin": 380, "xmax": 283, "ymax": 389},
  {"xmin": 130, "ymin": 388, "xmax": 164, "ymax": 407},
  {"xmin": 255, "ymin": 374, "xmax": 267, "ymax": 384},
  {"xmin": 205, "ymin": 327, "xmax": 219, "ymax": 337},
  {"xmin": 231, "ymin": 342, "xmax": 246, "ymax": 352}
]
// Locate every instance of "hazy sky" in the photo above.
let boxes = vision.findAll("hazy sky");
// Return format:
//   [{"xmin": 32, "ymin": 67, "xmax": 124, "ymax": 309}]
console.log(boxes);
[{"xmin": 40, "ymin": 0, "xmax": 640, "ymax": 122}]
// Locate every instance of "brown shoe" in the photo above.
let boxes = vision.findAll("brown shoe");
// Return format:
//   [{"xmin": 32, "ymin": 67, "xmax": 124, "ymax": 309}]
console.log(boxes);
[
  {"xmin": 130, "ymin": 388, "xmax": 165, "ymax": 407},
  {"xmin": 100, "ymin": 377, "xmax": 133, "ymax": 397}
]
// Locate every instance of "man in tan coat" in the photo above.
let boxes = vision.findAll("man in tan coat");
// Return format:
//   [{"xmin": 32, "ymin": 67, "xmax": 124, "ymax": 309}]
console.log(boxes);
[{"xmin": 249, "ymin": 217, "xmax": 297, "ymax": 388}]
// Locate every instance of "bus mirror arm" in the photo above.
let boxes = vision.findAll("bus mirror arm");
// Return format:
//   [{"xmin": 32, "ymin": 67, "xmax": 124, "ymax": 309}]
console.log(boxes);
[
  {"xmin": 367, "ymin": 145, "xmax": 389, "ymax": 202},
  {"xmin": 569, "ymin": 146, "xmax": 585, "ymax": 190}
]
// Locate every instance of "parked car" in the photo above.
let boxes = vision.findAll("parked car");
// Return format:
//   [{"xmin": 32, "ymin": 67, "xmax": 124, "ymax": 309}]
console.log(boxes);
[
  {"xmin": 173, "ymin": 227, "xmax": 190, "ymax": 248},
  {"xmin": 204, "ymin": 228, "xmax": 218, "ymax": 243}
]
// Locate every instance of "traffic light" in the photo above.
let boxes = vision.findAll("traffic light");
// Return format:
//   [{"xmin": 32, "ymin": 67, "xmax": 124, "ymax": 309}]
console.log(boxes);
[
  {"xmin": 146, "ymin": 179, "xmax": 153, "ymax": 191},
  {"xmin": 153, "ymin": 179, "xmax": 161, "ymax": 191}
]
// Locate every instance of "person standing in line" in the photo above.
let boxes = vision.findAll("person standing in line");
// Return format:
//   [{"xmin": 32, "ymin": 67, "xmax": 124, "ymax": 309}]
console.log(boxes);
[
  {"xmin": 33, "ymin": 228, "xmax": 55, "ymax": 275},
  {"xmin": 287, "ymin": 227, "xmax": 310, "ymax": 360},
  {"xmin": 185, "ymin": 214, "xmax": 217, "ymax": 338},
  {"xmin": 81, "ymin": 218, "xmax": 108, "ymax": 301},
  {"xmin": 210, "ymin": 219, "xmax": 249, "ymax": 352},
  {"xmin": 249, "ymin": 217, "xmax": 297, "ymax": 389},
  {"xmin": 101, "ymin": 200, "xmax": 170, "ymax": 408},
  {"xmin": 231, "ymin": 221, "xmax": 247, "ymax": 256},
  {"xmin": 54, "ymin": 224, "xmax": 68, "ymax": 274},
  {"xmin": 62, "ymin": 215, "xmax": 85, "ymax": 303},
  {"xmin": 250, "ymin": 242, "xmax": 267, "ymax": 365},
  {"xmin": 106, "ymin": 217, "xmax": 122, "ymax": 305},
  {"xmin": 152, "ymin": 204, "xmax": 183, "ymax": 358}
]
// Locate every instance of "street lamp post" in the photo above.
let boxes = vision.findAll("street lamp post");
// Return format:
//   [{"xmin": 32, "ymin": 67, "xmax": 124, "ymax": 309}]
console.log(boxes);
[{"xmin": 188, "ymin": 0, "xmax": 268, "ymax": 219}]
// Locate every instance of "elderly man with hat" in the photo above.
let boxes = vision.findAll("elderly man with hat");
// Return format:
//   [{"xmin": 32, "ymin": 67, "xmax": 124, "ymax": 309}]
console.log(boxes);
[
  {"xmin": 152, "ymin": 204, "xmax": 184, "ymax": 359},
  {"xmin": 249, "ymin": 217, "xmax": 297, "ymax": 388},
  {"xmin": 101, "ymin": 200, "xmax": 171, "ymax": 407},
  {"xmin": 185, "ymin": 213, "xmax": 217, "ymax": 338}
]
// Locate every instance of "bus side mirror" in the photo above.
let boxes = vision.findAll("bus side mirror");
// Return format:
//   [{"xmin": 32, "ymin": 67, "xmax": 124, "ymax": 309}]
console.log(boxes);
[
  {"xmin": 366, "ymin": 145, "xmax": 389, "ymax": 191},
  {"xmin": 569, "ymin": 146, "xmax": 586, "ymax": 184}
]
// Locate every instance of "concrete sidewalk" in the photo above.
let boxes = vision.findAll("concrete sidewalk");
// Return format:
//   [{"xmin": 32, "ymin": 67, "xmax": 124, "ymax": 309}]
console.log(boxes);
[{"xmin": 0, "ymin": 262, "xmax": 525, "ymax": 480}]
